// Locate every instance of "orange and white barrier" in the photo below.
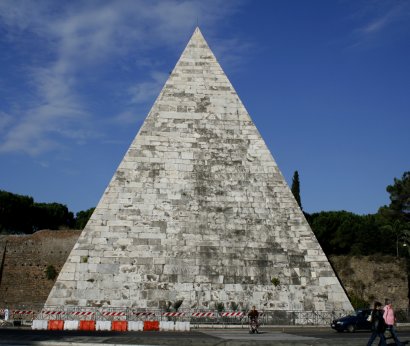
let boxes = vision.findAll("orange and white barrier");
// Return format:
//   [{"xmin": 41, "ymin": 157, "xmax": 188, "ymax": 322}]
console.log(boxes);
[
  {"xmin": 128, "ymin": 321, "xmax": 144, "ymax": 331},
  {"xmin": 27, "ymin": 308, "xmax": 241, "ymax": 331},
  {"xmin": 143, "ymin": 320, "xmax": 159, "ymax": 331},
  {"xmin": 175, "ymin": 321, "xmax": 190, "ymax": 331},
  {"xmin": 112, "ymin": 321, "xmax": 127, "ymax": 331},
  {"xmin": 64, "ymin": 320, "xmax": 79, "ymax": 330},
  {"xmin": 79, "ymin": 320, "xmax": 95, "ymax": 331},
  {"xmin": 32, "ymin": 320, "xmax": 48, "ymax": 330},
  {"xmin": 48, "ymin": 320, "xmax": 64, "ymax": 330},
  {"xmin": 96, "ymin": 320, "xmax": 111, "ymax": 331},
  {"xmin": 159, "ymin": 321, "xmax": 174, "ymax": 331}
]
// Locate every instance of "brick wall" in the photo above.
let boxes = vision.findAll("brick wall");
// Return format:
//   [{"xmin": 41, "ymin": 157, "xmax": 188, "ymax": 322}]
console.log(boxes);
[{"xmin": 0, "ymin": 230, "xmax": 80, "ymax": 309}]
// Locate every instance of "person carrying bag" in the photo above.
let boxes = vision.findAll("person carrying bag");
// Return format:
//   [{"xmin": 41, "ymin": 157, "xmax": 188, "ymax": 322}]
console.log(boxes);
[{"xmin": 367, "ymin": 301, "xmax": 387, "ymax": 346}]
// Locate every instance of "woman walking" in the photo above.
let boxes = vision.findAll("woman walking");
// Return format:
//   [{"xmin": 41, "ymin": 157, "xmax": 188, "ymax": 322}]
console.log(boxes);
[{"xmin": 384, "ymin": 299, "xmax": 403, "ymax": 346}]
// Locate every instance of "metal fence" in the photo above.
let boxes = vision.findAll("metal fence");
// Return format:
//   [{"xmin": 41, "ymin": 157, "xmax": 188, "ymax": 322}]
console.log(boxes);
[{"xmin": 1, "ymin": 307, "xmax": 410, "ymax": 326}]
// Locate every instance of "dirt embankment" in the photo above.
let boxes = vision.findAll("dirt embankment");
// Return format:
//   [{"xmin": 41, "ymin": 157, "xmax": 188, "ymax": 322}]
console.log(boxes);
[{"xmin": 330, "ymin": 255, "xmax": 408, "ymax": 307}]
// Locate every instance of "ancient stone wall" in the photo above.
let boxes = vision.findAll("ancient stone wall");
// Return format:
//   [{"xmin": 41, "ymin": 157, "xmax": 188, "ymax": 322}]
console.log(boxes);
[
  {"xmin": 0, "ymin": 231, "xmax": 407, "ymax": 309},
  {"xmin": 0, "ymin": 230, "xmax": 80, "ymax": 308}
]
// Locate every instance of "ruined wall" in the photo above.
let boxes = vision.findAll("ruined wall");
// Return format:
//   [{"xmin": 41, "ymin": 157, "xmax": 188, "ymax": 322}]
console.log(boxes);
[
  {"xmin": 0, "ymin": 230, "xmax": 408, "ymax": 309},
  {"xmin": 0, "ymin": 230, "xmax": 80, "ymax": 308}
]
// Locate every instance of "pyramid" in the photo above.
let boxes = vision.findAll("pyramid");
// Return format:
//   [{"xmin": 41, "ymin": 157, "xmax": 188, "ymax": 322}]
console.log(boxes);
[{"xmin": 46, "ymin": 28, "xmax": 353, "ymax": 312}]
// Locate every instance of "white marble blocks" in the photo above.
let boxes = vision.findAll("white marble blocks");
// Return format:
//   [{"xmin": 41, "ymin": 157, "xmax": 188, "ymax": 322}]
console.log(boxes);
[{"xmin": 45, "ymin": 28, "xmax": 353, "ymax": 313}]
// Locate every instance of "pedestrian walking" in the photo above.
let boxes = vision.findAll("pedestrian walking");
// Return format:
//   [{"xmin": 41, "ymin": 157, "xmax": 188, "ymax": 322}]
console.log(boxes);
[
  {"xmin": 367, "ymin": 301, "xmax": 387, "ymax": 346},
  {"xmin": 384, "ymin": 299, "xmax": 403, "ymax": 346}
]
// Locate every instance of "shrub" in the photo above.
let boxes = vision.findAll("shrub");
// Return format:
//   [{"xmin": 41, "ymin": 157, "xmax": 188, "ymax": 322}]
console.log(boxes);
[
  {"xmin": 271, "ymin": 277, "xmax": 280, "ymax": 286},
  {"xmin": 45, "ymin": 265, "xmax": 58, "ymax": 280},
  {"xmin": 216, "ymin": 302, "xmax": 225, "ymax": 312},
  {"xmin": 349, "ymin": 292, "xmax": 369, "ymax": 309},
  {"xmin": 230, "ymin": 301, "xmax": 239, "ymax": 311}
]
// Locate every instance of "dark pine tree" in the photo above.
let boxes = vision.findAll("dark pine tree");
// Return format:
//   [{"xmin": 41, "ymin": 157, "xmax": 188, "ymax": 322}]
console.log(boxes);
[{"xmin": 291, "ymin": 170, "xmax": 302, "ymax": 210}]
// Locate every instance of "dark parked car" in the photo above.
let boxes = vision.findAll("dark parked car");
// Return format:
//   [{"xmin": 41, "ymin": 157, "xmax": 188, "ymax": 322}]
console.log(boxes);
[{"xmin": 331, "ymin": 309, "xmax": 372, "ymax": 332}]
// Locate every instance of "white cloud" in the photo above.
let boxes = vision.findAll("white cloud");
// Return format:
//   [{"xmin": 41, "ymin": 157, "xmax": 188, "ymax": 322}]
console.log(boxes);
[
  {"xmin": 350, "ymin": 1, "xmax": 410, "ymax": 47},
  {"xmin": 0, "ymin": 111, "xmax": 13, "ymax": 132},
  {"xmin": 129, "ymin": 71, "xmax": 168, "ymax": 104},
  {"xmin": 0, "ymin": 0, "xmax": 245, "ymax": 156},
  {"xmin": 110, "ymin": 110, "xmax": 144, "ymax": 126}
]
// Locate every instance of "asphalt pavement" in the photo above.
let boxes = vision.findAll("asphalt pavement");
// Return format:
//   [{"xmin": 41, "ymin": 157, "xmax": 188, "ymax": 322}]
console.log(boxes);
[{"xmin": 0, "ymin": 326, "xmax": 409, "ymax": 346}]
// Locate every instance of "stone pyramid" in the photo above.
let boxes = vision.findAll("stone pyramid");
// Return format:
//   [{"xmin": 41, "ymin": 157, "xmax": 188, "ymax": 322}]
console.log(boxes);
[{"xmin": 46, "ymin": 28, "xmax": 353, "ymax": 312}]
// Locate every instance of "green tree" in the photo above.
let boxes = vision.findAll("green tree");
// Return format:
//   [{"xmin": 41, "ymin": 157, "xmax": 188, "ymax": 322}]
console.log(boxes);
[
  {"xmin": 31, "ymin": 202, "xmax": 74, "ymax": 230},
  {"xmin": 75, "ymin": 208, "xmax": 95, "ymax": 230},
  {"xmin": 380, "ymin": 171, "xmax": 410, "ymax": 222},
  {"xmin": 291, "ymin": 170, "xmax": 302, "ymax": 210},
  {"xmin": 0, "ymin": 190, "xmax": 34, "ymax": 233},
  {"xmin": 0, "ymin": 190, "xmax": 75, "ymax": 233},
  {"xmin": 381, "ymin": 220, "xmax": 410, "ymax": 258},
  {"xmin": 308, "ymin": 211, "xmax": 388, "ymax": 256}
]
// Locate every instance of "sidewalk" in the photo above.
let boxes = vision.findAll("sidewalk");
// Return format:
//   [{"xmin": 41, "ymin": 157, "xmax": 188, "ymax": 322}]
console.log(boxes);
[{"xmin": 0, "ymin": 326, "xmax": 399, "ymax": 346}]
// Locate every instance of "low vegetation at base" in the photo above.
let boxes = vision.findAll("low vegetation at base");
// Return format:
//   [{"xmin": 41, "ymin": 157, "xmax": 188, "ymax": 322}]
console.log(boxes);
[{"xmin": 45, "ymin": 265, "xmax": 58, "ymax": 280}]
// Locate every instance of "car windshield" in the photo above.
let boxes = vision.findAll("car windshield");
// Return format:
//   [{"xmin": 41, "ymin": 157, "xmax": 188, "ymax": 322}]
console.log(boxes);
[{"xmin": 355, "ymin": 310, "xmax": 370, "ymax": 317}]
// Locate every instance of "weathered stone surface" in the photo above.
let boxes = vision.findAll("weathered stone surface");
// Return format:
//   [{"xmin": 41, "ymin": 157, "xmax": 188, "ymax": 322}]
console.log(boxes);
[{"xmin": 45, "ymin": 28, "xmax": 352, "ymax": 311}]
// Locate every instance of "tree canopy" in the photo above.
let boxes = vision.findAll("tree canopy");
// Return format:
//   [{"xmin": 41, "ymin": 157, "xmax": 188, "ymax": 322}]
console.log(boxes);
[
  {"xmin": 291, "ymin": 170, "xmax": 302, "ymax": 210},
  {"xmin": 380, "ymin": 171, "xmax": 410, "ymax": 222},
  {"xmin": 0, "ymin": 190, "xmax": 78, "ymax": 233}
]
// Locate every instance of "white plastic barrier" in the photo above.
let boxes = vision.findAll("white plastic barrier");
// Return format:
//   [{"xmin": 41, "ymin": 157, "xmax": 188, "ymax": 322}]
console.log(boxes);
[
  {"xmin": 160, "ymin": 321, "xmax": 175, "ymax": 331},
  {"xmin": 96, "ymin": 320, "xmax": 111, "ymax": 331},
  {"xmin": 32, "ymin": 320, "xmax": 48, "ymax": 330},
  {"xmin": 175, "ymin": 321, "xmax": 190, "ymax": 331},
  {"xmin": 128, "ymin": 321, "xmax": 144, "ymax": 331},
  {"xmin": 64, "ymin": 320, "xmax": 79, "ymax": 330}
]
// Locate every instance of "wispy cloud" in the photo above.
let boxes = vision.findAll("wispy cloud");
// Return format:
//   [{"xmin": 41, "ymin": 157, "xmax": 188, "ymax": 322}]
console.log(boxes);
[
  {"xmin": 129, "ymin": 71, "xmax": 169, "ymax": 105},
  {"xmin": 349, "ymin": 1, "xmax": 410, "ymax": 48},
  {"xmin": 0, "ymin": 0, "xmax": 244, "ymax": 156},
  {"xmin": 0, "ymin": 111, "xmax": 13, "ymax": 132}
]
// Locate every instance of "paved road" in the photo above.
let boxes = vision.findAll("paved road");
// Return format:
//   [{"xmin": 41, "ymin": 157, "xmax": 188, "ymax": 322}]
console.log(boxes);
[{"xmin": 0, "ymin": 326, "xmax": 409, "ymax": 346}]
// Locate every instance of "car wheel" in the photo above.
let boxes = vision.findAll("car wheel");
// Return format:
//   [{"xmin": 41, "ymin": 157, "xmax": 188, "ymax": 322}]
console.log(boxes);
[{"xmin": 346, "ymin": 324, "xmax": 356, "ymax": 333}]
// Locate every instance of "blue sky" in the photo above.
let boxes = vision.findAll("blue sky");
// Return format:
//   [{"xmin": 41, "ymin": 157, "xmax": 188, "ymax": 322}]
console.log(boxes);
[{"xmin": 0, "ymin": 0, "xmax": 409, "ymax": 216}]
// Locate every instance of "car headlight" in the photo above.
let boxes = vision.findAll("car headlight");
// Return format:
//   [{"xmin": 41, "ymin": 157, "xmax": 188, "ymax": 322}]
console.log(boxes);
[{"xmin": 336, "ymin": 321, "xmax": 344, "ymax": 325}]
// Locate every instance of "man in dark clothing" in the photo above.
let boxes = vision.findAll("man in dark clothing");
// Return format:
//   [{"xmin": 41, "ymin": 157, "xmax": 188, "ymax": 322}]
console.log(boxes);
[
  {"xmin": 367, "ymin": 301, "xmax": 387, "ymax": 346},
  {"xmin": 248, "ymin": 306, "xmax": 260, "ymax": 333},
  {"xmin": 248, "ymin": 306, "xmax": 259, "ymax": 320}
]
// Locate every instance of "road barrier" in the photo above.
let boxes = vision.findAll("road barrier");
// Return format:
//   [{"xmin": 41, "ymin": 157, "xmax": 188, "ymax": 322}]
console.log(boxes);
[
  {"xmin": 48, "ymin": 320, "xmax": 64, "ymax": 330},
  {"xmin": 79, "ymin": 320, "xmax": 95, "ymax": 331},
  {"xmin": 2, "ymin": 306, "xmax": 409, "ymax": 331},
  {"xmin": 143, "ymin": 320, "xmax": 159, "ymax": 331},
  {"xmin": 63, "ymin": 320, "xmax": 79, "ymax": 330},
  {"xmin": 96, "ymin": 320, "xmax": 111, "ymax": 331},
  {"xmin": 128, "ymin": 321, "xmax": 144, "ymax": 331},
  {"xmin": 112, "ymin": 321, "xmax": 127, "ymax": 331},
  {"xmin": 32, "ymin": 320, "xmax": 48, "ymax": 330}
]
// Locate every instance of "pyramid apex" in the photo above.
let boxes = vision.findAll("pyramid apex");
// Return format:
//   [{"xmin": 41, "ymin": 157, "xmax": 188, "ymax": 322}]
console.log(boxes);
[{"xmin": 190, "ymin": 26, "xmax": 206, "ymax": 39}]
